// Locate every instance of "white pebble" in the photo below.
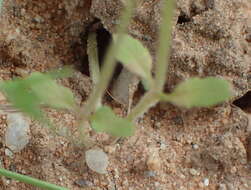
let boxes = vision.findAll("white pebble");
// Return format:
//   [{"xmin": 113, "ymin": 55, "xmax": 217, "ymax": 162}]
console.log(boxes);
[
  {"xmin": 192, "ymin": 144, "xmax": 199, "ymax": 150},
  {"xmin": 5, "ymin": 113, "xmax": 30, "ymax": 152},
  {"xmin": 85, "ymin": 148, "xmax": 109, "ymax": 174},
  {"xmin": 203, "ymin": 178, "xmax": 209, "ymax": 186},
  {"xmin": 5, "ymin": 149, "xmax": 13, "ymax": 158},
  {"xmin": 218, "ymin": 183, "xmax": 227, "ymax": 190},
  {"xmin": 189, "ymin": 168, "xmax": 200, "ymax": 176}
]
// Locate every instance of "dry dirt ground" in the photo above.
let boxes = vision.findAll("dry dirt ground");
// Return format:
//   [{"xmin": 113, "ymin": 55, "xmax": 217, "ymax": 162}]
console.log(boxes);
[{"xmin": 0, "ymin": 0, "xmax": 251, "ymax": 189}]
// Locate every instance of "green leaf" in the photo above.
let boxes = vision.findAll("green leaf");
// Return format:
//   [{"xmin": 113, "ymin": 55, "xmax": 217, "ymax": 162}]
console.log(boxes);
[
  {"xmin": 161, "ymin": 77, "xmax": 232, "ymax": 108},
  {"xmin": 90, "ymin": 106, "xmax": 135, "ymax": 137},
  {"xmin": 113, "ymin": 34, "xmax": 153, "ymax": 82},
  {"xmin": 26, "ymin": 72, "xmax": 76, "ymax": 110},
  {"xmin": 0, "ymin": 79, "xmax": 44, "ymax": 120},
  {"xmin": 0, "ymin": 69, "xmax": 76, "ymax": 122}
]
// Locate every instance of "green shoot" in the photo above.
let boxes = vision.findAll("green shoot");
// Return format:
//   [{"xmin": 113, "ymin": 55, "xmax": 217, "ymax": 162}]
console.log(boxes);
[
  {"xmin": 0, "ymin": 0, "xmax": 232, "ymax": 139},
  {"xmin": 87, "ymin": 32, "xmax": 100, "ymax": 86},
  {"xmin": 0, "ymin": 168, "xmax": 68, "ymax": 190},
  {"xmin": 154, "ymin": 0, "xmax": 175, "ymax": 91},
  {"xmin": 80, "ymin": 0, "xmax": 136, "ymax": 118},
  {"xmin": 87, "ymin": 32, "xmax": 102, "ymax": 109},
  {"xmin": 0, "ymin": 0, "xmax": 234, "ymax": 185}
]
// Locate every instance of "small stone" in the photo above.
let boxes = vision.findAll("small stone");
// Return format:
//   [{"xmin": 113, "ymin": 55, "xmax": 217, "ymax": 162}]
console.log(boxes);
[
  {"xmin": 155, "ymin": 122, "xmax": 161, "ymax": 128},
  {"xmin": 144, "ymin": 171, "xmax": 156, "ymax": 177},
  {"xmin": 104, "ymin": 145, "xmax": 116, "ymax": 154},
  {"xmin": 33, "ymin": 15, "xmax": 44, "ymax": 23},
  {"xmin": 5, "ymin": 113, "xmax": 30, "ymax": 152},
  {"xmin": 5, "ymin": 149, "xmax": 13, "ymax": 158},
  {"xmin": 14, "ymin": 68, "xmax": 29, "ymax": 77},
  {"xmin": 218, "ymin": 184, "xmax": 227, "ymax": 190},
  {"xmin": 147, "ymin": 148, "xmax": 161, "ymax": 171},
  {"xmin": 160, "ymin": 142, "xmax": 167, "ymax": 150},
  {"xmin": 189, "ymin": 168, "xmax": 200, "ymax": 176},
  {"xmin": 85, "ymin": 148, "xmax": 109, "ymax": 174},
  {"xmin": 192, "ymin": 144, "xmax": 199, "ymax": 150},
  {"xmin": 203, "ymin": 178, "xmax": 209, "ymax": 186},
  {"xmin": 75, "ymin": 179, "xmax": 93, "ymax": 187},
  {"xmin": 230, "ymin": 166, "xmax": 237, "ymax": 174}
]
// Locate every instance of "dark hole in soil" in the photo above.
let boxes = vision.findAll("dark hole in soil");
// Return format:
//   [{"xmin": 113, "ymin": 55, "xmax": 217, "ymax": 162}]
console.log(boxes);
[
  {"xmin": 233, "ymin": 91, "xmax": 251, "ymax": 112},
  {"xmin": 177, "ymin": 12, "xmax": 191, "ymax": 24},
  {"xmin": 78, "ymin": 19, "xmax": 123, "ymax": 79}
]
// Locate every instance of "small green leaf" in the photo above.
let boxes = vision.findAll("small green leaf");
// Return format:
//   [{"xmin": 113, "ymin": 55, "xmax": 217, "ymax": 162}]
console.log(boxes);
[
  {"xmin": 0, "ymin": 69, "xmax": 76, "ymax": 122},
  {"xmin": 26, "ymin": 72, "xmax": 76, "ymax": 110},
  {"xmin": 0, "ymin": 79, "xmax": 44, "ymax": 120},
  {"xmin": 161, "ymin": 77, "xmax": 232, "ymax": 108},
  {"xmin": 90, "ymin": 106, "xmax": 135, "ymax": 137},
  {"xmin": 113, "ymin": 34, "xmax": 153, "ymax": 82}
]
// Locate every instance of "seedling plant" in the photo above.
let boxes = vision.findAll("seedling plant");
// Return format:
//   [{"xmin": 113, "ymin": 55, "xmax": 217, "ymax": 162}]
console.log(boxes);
[{"xmin": 0, "ymin": 0, "xmax": 232, "ymax": 189}]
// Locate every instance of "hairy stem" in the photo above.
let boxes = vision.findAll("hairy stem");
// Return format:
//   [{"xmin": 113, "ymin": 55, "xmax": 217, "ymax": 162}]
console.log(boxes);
[
  {"xmin": 87, "ymin": 32, "xmax": 100, "ymax": 85},
  {"xmin": 76, "ymin": 1, "xmax": 136, "ymax": 139},
  {"xmin": 83, "ymin": 0, "xmax": 136, "ymax": 116},
  {"xmin": 127, "ymin": 0, "xmax": 175, "ymax": 121},
  {"xmin": 154, "ymin": 0, "xmax": 175, "ymax": 91},
  {"xmin": 87, "ymin": 32, "xmax": 102, "ymax": 109},
  {"xmin": 127, "ymin": 91, "xmax": 159, "ymax": 121}
]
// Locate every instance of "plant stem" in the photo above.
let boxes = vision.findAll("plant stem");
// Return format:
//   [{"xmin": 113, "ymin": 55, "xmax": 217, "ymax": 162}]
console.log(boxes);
[
  {"xmin": 0, "ymin": 168, "xmax": 68, "ymax": 190},
  {"xmin": 154, "ymin": 0, "xmax": 175, "ymax": 91},
  {"xmin": 127, "ymin": 91, "xmax": 159, "ymax": 121},
  {"xmin": 87, "ymin": 32, "xmax": 100, "ymax": 86},
  {"xmin": 127, "ymin": 0, "xmax": 175, "ymax": 121},
  {"xmin": 87, "ymin": 32, "xmax": 102, "ymax": 109},
  {"xmin": 81, "ymin": 0, "xmax": 136, "ymax": 117}
]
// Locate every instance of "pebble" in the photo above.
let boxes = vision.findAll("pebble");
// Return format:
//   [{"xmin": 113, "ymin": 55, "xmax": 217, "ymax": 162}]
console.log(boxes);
[
  {"xmin": 192, "ymin": 144, "xmax": 199, "ymax": 150},
  {"xmin": 147, "ymin": 148, "xmax": 161, "ymax": 171},
  {"xmin": 85, "ymin": 148, "xmax": 109, "ymax": 174},
  {"xmin": 5, "ymin": 113, "xmax": 30, "ymax": 152},
  {"xmin": 154, "ymin": 122, "xmax": 161, "ymax": 128},
  {"xmin": 74, "ymin": 179, "xmax": 93, "ymax": 187},
  {"xmin": 144, "ymin": 171, "xmax": 156, "ymax": 177},
  {"xmin": 218, "ymin": 183, "xmax": 227, "ymax": 190},
  {"xmin": 189, "ymin": 168, "xmax": 200, "ymax": 176},
  {"xmin": 160, "ymin": 142, "xmax": 167, "ymax": 150},
  {"xmin": 33, "ymin": 15, "xmax": 45, "ymax": 23},
  {"xmin": 203, "ymin": 178, "xmax": 209, "ymax": 186},
  {"xmin": 4, "ymin": 149, "xmax": 14, "ymax": 158}
]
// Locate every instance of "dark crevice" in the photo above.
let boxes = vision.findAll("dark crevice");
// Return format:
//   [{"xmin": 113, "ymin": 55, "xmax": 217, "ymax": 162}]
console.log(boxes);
[
  {"xmin": 177, "ymin": 0, "xmax": 215, "ymax": 25},
  {"xmin": 77, "ymin": 18, "xmax": 122, "ymax": 80},
  {"xmin": 233, "ymin": 91, "xmax": 251, "ymax": 113},
  {"xmin": 177, "ymin": 12, "xmax": 191, "ymax": 24}
]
